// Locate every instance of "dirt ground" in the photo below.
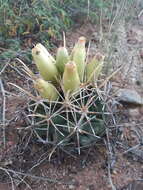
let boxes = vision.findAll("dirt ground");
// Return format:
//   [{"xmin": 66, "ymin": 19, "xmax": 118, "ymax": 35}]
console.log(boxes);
[{"xmin": 0, "ymin": 4, "xmax": 143, "ymax": 190}]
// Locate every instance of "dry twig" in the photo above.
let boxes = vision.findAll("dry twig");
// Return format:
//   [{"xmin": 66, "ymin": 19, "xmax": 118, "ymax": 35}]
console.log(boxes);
[{"xmin": 0, "ymin": 78, "xmax": 6, "ymax": 148}]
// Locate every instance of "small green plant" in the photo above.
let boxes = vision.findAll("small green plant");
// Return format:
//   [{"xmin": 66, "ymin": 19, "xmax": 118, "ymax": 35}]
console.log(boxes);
[{"xmin": 20, "ymin": 36, "xmax": 106, "ymax": 156}]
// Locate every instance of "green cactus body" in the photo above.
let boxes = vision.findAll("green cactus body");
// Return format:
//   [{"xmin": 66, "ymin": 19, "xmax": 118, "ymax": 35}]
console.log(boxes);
[
  {"xmin": 56, "ymin": 47, "xmax": 69, "ymax": 75},
  {"xmin": 63, "ymin": 61, "xmax": 80, "ymax": 94},
  {"xmin": 32, "ymin": 44, "xmax": 58, "ymax": 82},
  {"xmin": 34, "ymin": 78, "xmax": 59, "ymax": 101},
  {"xmin": 86, "ymin": 53, "xmax": 104, "ymax": 83},
  {"xmin": 31, "ymin": 89, "xmax": 105, "ymax": 149},
  {"xmin": 71, "ymin": 37, "xmax": 86, "ymax": 82}
]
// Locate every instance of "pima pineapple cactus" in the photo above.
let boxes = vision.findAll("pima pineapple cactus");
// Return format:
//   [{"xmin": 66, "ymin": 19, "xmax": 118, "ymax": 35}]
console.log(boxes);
[{"xmin": 28, "ymin": 36, "xmax": 106, "ymax": 155}]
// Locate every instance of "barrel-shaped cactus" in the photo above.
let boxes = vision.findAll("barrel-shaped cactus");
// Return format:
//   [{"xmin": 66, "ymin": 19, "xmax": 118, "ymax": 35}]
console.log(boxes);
[
  {"xmin": 27, "ymin": 36, "xmax": 106, "ymax": 155},
  {"xmin": 30, "ymin": 88, "xmax": 105, "ymax": 150}
]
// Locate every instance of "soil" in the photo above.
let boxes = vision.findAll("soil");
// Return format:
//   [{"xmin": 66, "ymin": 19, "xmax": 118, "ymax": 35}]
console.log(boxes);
[{"xmin": 0, "ymin": 5, "xmax": 143, "ymax": 190}]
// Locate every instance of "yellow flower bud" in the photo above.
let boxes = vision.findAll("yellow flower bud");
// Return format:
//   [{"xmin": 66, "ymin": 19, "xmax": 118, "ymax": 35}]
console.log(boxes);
[
  {"xmin": 56, "ymin": 47, "xmax": 69, "ymax": 75},
  {"xmin": 34, "ymin": 78, "xmax": 59, "ymax": 101},
  {"xmin": 63, "ymin": 61, "xmax": 80, "ymax": 94},
  {"xmin": 32, "ymin": 43, "xmax": 58, "ymax": 82},
  {"xmin": 86, "ymin": 53, "xmax": 105, "ymax": 83},
  {"xmin": 70, "ymin": 37, "xmax": 86, "ymax": 82}
]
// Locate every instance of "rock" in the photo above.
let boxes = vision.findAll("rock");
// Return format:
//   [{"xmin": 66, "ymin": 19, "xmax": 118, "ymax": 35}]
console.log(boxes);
[
  {"xmin": 68, "ymin": 185, "xmax": 75, "ymax": 189},
  {"xmin": 129, "ymin": 108, "xmax": 141, "ymax": 117},
  {"xmin": 116, "ymin": 89, "xmax": 143, "ymax": 106}
]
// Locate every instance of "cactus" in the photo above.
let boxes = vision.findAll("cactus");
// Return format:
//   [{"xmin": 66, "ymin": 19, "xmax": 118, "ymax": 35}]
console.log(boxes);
[
  {"xmin": 30, "ymin": 88, "xmax": 105, "ymax": 152},
  {"xmin": 25, "ymin": 36, "xmax": 106, "ymax": 155}
]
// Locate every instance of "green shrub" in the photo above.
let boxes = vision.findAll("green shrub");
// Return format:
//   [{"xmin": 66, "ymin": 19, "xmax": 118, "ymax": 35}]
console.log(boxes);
[{"xmin": 0, "ymin": 0, "xmax": 111, "ymax": 69}]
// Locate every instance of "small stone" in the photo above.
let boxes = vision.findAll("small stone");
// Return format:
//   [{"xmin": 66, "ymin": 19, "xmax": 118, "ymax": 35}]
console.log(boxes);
[
  {"xmin": 116, "ymin": 89, "xmax": 143, "ymax": 106},
  {"xmin": 112, "ymin": 169, "xmax": 118, "ymax": 175},
  {"xmin": 68, "ymin": 184, "xmax": 75, "ymax": 189},
  {"xmin": 129, "ymin": 109, "xmax": 140, "ymax": 117}
]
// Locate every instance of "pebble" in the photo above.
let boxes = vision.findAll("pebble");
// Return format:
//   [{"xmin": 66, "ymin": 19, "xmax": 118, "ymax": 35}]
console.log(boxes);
[
  {"xmin": 68, "ymin": 185, "xmax": 75, "ymax": 189},
  {"xmin": 116, "ymin": 89, "xmax": 143, "ymax": 106},
  {"xmin": 129, "ymin": 108, "xmax": 140, "ymax": 118}
]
